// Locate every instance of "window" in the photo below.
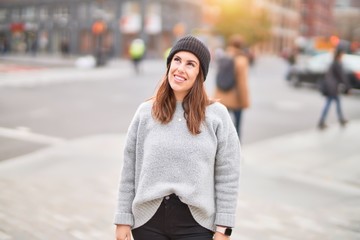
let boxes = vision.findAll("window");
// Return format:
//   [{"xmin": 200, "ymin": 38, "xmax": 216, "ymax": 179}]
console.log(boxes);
[
  {"xmin": 54, "ymin": 6, "xmax": 69, "ymax": 19},
  {"xmin": 11, "ymin": 9, "xmax": 20, "ymax": 21},
  {"xmin": 39, "ymin": 6, "xmax": 48, "ymax": 20},
  {"xmin": 23, "ymin": 7, "xmax": 35, "ymax": 20},
  {"xmin": 0, "ymin": 9, "xmax": 7, "ymax": 22},
  {"xmin": 54, "ymin": 5, "xmax": 69, "ymax": 24},
  {"xmin": 78, "ymin": 3, "xmax": 87, "ymax": 20}
]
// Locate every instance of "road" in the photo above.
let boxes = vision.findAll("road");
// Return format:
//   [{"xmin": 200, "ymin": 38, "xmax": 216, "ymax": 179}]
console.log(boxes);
[
  {"xmin": 1, "ymin": 56, "xmax": 360, "ymax": 161},
  {"xmin": 0, "ymin": 55, "xmax": 359, "ymax": 239}
]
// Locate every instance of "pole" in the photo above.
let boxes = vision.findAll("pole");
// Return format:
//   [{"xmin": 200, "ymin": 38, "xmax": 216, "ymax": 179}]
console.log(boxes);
[{"xmin": 140, "ymin": 0, "xmax": 147, "ymax": 44}]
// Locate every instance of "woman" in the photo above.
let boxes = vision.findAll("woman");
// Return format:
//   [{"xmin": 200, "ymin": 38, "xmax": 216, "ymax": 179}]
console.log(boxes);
[
  {"xmin": 214, "ymin": 34, "xmax": 250, "ymax": 140},
  {"xmin": 114, "ymin": 35, "xmax": 241, "ymax": 240},
  {"xmin": 318, "ymin": 48, "xmax": 350, "ymax": 129}
]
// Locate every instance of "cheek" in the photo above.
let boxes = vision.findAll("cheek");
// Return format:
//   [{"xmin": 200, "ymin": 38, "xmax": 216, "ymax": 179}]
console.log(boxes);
[
  {"xmin": 189, "ymin": 70, "xmax": 199, "ymax": 82},
  {"xmin": 167, "ymin": 70, "xmax": 173, "ymax": 82},
  {"xmin": 168, "ymin": 64, "xmax": 176, "ymax": 76}
]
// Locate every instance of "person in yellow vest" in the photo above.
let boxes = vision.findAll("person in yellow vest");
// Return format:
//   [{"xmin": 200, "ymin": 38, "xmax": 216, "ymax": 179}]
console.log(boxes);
[
  {"xmin": 163, "ymin": 47, "xmax": 171, "ymax": 61},
  {"xmin": 129, "ymin": 38, "xmax": 146, "ymax": 74}
]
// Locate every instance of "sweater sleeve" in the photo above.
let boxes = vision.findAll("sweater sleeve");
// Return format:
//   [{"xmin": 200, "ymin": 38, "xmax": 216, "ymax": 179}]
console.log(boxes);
[
  {"xmin": 114, "ymin": 105, "xmax": 142, "ymax": 226},
  {"xmin": 214, "ymin": 105, "xmax": 241, "ymax": 228}
]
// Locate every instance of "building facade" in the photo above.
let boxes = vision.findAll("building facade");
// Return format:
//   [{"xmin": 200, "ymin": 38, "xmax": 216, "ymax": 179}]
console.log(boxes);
[
  {"xmin": 334, "ymin": 0, "xmax": 360, "ymax": 44},
  {"xmin": 0, "ymin": 0, "xmax": 202, "ymax": 57},
  {"xmin": 254, "ymin": 0, "xmax": 301, "ymax": 54},
  {"xmin": 299, "ymin": 0, "xmax": 336, "ymax": 38}
]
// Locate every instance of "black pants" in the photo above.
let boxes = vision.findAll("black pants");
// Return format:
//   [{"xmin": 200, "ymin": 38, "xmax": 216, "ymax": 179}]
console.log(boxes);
[
  {"xmin": 132, "ymin": 194, "xmax": 214, "ymax": 240},
  {"xmin": 233, "ymin": 109, "xmax": 243, "ymax": 140}
]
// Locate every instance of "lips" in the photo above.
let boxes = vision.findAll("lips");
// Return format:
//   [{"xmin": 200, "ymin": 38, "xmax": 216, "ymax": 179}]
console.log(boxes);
[{"xmin": 174, "ymin": 75, "xmax": 186, "ymax": 83}]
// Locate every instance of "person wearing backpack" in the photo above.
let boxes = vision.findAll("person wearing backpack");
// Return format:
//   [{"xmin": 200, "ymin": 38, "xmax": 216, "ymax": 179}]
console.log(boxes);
[{"xmin": 214, "ymin": 34, "xmax": 250, "ymax": 140}]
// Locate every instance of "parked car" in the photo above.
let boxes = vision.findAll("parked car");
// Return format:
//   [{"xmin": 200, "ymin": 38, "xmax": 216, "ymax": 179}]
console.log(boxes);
[{"xmin": 287, "ymin": 53, "xmax": 360, "ymax": 90}]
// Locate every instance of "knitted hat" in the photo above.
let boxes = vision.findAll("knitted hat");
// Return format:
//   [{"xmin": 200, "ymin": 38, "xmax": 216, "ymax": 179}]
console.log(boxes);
[{"xmin": 167, "ymin": 35, "xmax": 211, "ymax": 80}]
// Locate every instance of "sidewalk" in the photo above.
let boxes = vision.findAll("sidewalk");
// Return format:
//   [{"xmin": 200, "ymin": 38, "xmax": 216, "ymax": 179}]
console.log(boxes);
[
  {"xmin": 0, "ymin": 55, "xmax": 165, "ymax": 88},
  {"xmin": 0, "ymin": 54, "xmax": 129, "ymax": 68},
  {"xmin": 0, "ymin": 53, "xmax": 160, "ymax": 69},
  {"xmin": 0, "ymin": 53, "xmax": 78, "ymax": 67},
  {"xmin": 0, "ymin": 122, "xmax": 360, "ymax": 239},
  {"xmin": 244, "ymin": 120, "xmax": 360, "ymax": 194}
]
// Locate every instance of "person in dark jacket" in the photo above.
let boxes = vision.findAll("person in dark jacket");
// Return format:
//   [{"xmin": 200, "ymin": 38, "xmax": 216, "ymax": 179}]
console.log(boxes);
[
  {"xmin": 318, "ymin": 49, "xmax": 350, "ymax": 129},
  {"xmin": 214, "ymin": 34, "xmax": 250, "ymax": 140}
]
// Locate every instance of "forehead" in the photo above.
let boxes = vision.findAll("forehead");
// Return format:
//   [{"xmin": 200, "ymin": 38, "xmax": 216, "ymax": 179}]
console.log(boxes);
[{"xmin": 174, "ymin": 51, "xmax": 199, "ymax": 63}]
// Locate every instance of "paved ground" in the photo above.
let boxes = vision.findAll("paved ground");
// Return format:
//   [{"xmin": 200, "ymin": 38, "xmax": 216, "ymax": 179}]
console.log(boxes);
[
  {"xmin": 0, "ymin": 56, "xmax": 136, "ymax": 88},
  {"xmin": 0, "ymin": 54, "xmax": 78, "ymax": 68},
  {"xmin": 1, "ymin": 54, "xmax": 360, "ymax": 240},
  {"xmin": 0, "ymin": 121, "xmax": 359, "ymax": 240}
]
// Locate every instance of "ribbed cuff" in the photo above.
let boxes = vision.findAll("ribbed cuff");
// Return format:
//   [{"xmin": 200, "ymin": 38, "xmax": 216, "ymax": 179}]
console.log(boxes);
[
  {"xmin": 113, "ymin": 213, "xmax": 134, "ymax": 226},
  {"xmin": 215, "ymin": 213, "xmax": 236, "ymax": 228}
]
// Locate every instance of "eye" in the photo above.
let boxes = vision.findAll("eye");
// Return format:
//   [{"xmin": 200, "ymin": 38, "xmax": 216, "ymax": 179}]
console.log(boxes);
[
  {"xmin": 173, "ymin": 57, "xmax": 181, "ymax": 62},
  {"xmin": 187, "ymin": 62, "xmax": 195, "ymax": 67}
]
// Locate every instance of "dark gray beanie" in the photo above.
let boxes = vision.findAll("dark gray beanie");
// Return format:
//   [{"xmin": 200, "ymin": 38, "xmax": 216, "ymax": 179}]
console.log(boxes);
[{"xmin": 167, "ymin": 35, "xmax": 211, "ymax": 80}]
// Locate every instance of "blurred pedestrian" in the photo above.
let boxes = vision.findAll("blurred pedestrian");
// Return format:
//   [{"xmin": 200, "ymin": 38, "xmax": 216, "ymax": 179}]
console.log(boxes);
[
  {"xmin": 38, "ymin": 32, "xmax": 48, "ymax": 53},
  {"xmin": 285, "ymin": 48, "xmax": 297, "ymax": 81},
  {"xmin": 60, "ymin": 38, "xmax": 69, "ymax": 57},
  {"xmin": 318, "ymin": 48, "xmax": 350, "ymax": 129},
  {"xmin": 114, "ymin": 35, "xmax": 241, "ymax": 240},
  {"xmin": 0, "ymin": 37, "xmax": 8, "ymax": 54},
  {"xmin": 30, "ymin": 37, "xmax": 38, "ymax": 56},
  {"xmin": 214, "ymin": 34, "xmax": 250, "ymax": 140},
  {"xmin": 129, "ymin": 38, "xmax": 146, "ymax": 74},
  {"xmin": 163, "ymin": 46, "xmax": 171, "ymax": 61}
]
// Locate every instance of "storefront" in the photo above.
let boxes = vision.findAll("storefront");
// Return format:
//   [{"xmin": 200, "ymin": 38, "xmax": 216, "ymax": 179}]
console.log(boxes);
[{"xmin": 0, "ymin": 0, "xmax": 202, "ymax": 58}]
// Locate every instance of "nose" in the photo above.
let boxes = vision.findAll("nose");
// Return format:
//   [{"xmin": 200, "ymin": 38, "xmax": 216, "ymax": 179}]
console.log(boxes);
[{"xmin": 177, "ymin": 63, "xmax": 185, "ymax": 73}]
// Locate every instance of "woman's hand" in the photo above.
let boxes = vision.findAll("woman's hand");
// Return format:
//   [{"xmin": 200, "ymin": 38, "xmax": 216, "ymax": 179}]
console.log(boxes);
[
  {"xmin": 213, "ymin": 231, "xmax": 230, "ymax": 240},
  {"xmin": 115, "ymin": 224, "xmax": 132, "ymax": 240}
]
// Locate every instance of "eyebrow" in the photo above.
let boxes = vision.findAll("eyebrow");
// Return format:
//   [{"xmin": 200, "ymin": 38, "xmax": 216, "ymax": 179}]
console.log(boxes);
[{"xmin": 174, "ymin": 54, "xmax": 199, "ymax": 65}]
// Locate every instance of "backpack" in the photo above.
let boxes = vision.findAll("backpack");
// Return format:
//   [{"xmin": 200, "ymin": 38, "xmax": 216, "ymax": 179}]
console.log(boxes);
[{"xmin": 216, "ymin": 55, "xmax": 236, "ymax": 91}]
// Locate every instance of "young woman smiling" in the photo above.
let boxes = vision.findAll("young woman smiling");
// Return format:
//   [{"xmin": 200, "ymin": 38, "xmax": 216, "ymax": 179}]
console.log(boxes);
[{"xmin": 114, "ymin": 35, "xmax": 241, "ymax": 240}]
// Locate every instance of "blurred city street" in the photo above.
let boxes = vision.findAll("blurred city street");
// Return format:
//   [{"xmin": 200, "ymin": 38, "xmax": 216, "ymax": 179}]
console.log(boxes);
[{"xmin": 1, "ymin": 54, "xmax": 360, "ymax": 240}]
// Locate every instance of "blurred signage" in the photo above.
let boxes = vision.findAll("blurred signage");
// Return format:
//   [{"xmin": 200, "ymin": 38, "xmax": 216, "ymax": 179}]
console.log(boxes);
[
  {"xmin": 145, "ymin": 3, "xmax": 161, "ymax": 35},
  {"xmin": 92, "ymin": 20, "xmax": 107, "ymax": 35},
  {"xmin": 314, "ymin": 37, "xmax": 334, "ymax": 51},
  {"xmin": 10, "ymin": 22, "xmax": 24, "ymax": 32},
  {"xmin": 119, "ymin": 2, "xmax": 141, "ymax": 34}
]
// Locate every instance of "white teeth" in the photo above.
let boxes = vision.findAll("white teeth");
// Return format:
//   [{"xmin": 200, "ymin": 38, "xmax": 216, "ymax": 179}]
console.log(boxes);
[{"xmin": 174, "ymin": 75, "xmax": 185, "ymax": 82}]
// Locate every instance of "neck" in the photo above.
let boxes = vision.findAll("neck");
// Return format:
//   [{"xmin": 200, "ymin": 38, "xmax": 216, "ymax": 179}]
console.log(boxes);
[{"xmin": 174, "ymin": 92, "xmax": 185, "ymax": 102}]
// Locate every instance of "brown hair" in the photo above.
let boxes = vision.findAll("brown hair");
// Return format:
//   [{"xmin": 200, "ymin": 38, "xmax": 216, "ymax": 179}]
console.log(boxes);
[
  {"xmin": 152, "ymin": 66, "xmax": 212, "ymax": 135},
  {"xmin": 228, "ymin": 34, "xmax": 244, "ymax": 50}
]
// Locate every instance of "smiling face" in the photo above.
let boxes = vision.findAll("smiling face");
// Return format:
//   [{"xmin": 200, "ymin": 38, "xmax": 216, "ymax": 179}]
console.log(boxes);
[{"xmin": 168, "ymin": 51, "xmax": 200, "ymax": 101}]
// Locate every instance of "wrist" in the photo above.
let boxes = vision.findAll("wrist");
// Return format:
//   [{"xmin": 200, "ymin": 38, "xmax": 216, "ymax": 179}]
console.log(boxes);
[
  {"xmin": 216, "ymin": 225, "xmax": 232, "ymax": 236},
  {"xmin": 116, "ymin": 224, "xmax": 131, "ymax": 228}
]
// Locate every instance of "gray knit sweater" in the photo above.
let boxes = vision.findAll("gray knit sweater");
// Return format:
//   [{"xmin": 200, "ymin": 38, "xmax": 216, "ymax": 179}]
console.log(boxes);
[{"xmin": 114, "ymin": 101, "xmax": 241, "ymax": 231}]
